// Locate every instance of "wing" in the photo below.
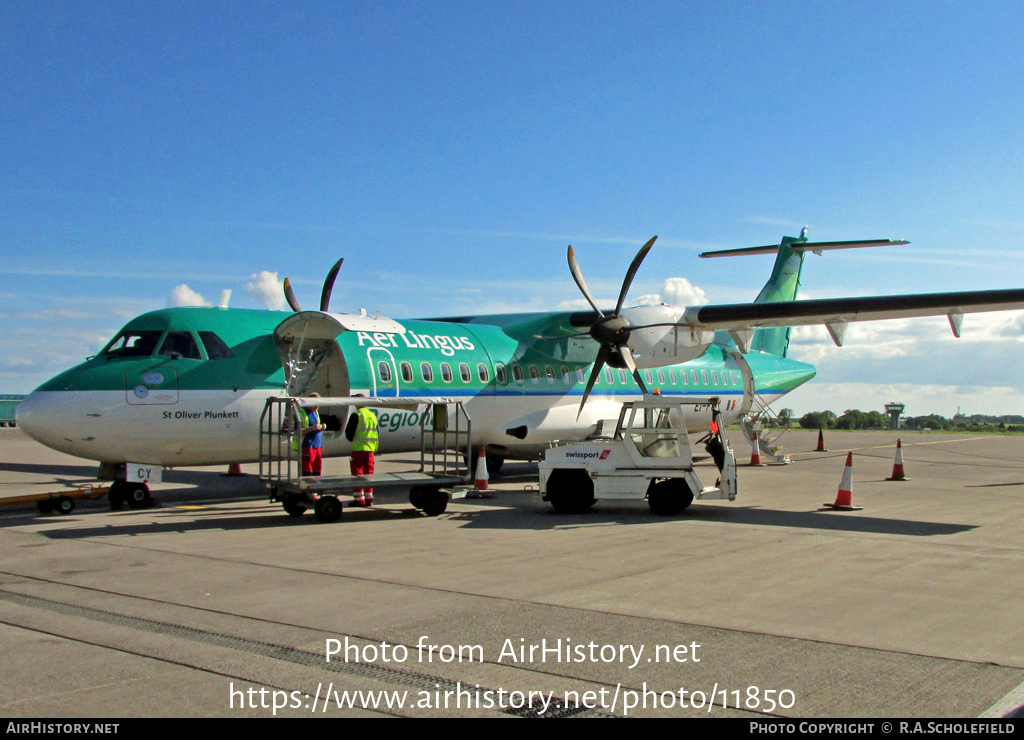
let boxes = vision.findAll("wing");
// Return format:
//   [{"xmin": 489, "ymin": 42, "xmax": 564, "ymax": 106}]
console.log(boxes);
[{"xmin": 679, "ymin": 288, "xmax": 1024, "ymax": 349}]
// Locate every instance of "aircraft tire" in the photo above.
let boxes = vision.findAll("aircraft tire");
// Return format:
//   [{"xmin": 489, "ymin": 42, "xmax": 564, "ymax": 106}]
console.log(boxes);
[
  {"xmin": 54, "ymin": 496, "xmax": 75, "ymax": 515},
  {"xmin": 647, "ymin": 479, "xmax": 693, "ymax": 516},
  {"xmin": 282, "ymin": 497, "xmax": 307, "ymax": 517},
  {"xmin": 124, "ymin": 483, "xmax": 153, "ymax": 510},
  {"xmin": 314, "ymin": 495, "xmax": 343, "ymax": 523},
  {"xmin": 546, "ymin": 469, "xmax": 595, "ymax": 514},
  {"xmin": 108, "ymin": 481, "xmax": 125, "ymax": 510}
]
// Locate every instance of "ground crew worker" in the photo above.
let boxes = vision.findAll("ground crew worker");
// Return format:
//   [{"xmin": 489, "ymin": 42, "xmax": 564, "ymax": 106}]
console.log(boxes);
[
  {"xmin": 300, "ymin": 392, "xmax": 326, "ymax": 477},
  {"xmin": 346, "ymin": 396, "xmax": 379, "ymax": 506}
]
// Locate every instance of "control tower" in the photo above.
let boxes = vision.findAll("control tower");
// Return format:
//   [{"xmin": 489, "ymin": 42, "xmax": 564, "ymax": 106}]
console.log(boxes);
[{"xmin": 884, "ymin": 402, "xmax": 905, "ymax": 430}]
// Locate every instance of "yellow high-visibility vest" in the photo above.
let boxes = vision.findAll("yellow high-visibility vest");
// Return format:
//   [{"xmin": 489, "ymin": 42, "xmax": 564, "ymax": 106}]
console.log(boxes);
[{"xmin": 352, "ymin": 407, "xmax": 379, "ymax": 452}]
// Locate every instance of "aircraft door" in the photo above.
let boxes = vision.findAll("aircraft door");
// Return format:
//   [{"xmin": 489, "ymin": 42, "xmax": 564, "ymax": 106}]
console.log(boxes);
[
  {"xmin": 273, "ymin": 313, "xmax": 353, "ymax": 398},
  {"xmin": 727, "ymin": 350, "xmax": 755, "ymax": 417},
  {"xmin": 367, "ymin": 348, "xmax": 399, "ymax": 398}
]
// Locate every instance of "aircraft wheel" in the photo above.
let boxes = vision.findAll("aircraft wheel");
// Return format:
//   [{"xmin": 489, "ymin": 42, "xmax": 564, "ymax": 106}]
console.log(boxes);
[
  {"xmin": 282, "ymin": 497, "xmax": 307, "ymax": 517},
  {"xmin": 486, "ymin": 453, "xmax": 504, "ymax": 476},
  {"xmin": 54, "ymin": 496, "xmax": 75, "ymax": 515},
  {"xmin": 422, "ymin": 489, "xmax": 448, "ymax": 517},
  {"xmin": 314, "ymin": 495, "xmax": 343, "ymax": 523},
  {"xmin": 647, "ymin": 479, "xmax": 693, "ymax": 516},
  {"xmin": 36, "ymin": 499, "xmax": 53, "ymax": 515},
  {"xmin": 108, "ymin": 481, "xmax": 125, "ymax": 510},
  {"xmin": 546, "ymin": 469, "xmax": 595, "ymax": 514},
  {"xmin": 124, "ymin": 483, "xmax": 153, "ymax": 510}
]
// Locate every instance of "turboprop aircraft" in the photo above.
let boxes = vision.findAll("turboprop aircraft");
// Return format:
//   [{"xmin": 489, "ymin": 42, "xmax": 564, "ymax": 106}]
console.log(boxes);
[{"xmin": 17, "ymin": 228, "xmax": 1024, "ymax": 505}]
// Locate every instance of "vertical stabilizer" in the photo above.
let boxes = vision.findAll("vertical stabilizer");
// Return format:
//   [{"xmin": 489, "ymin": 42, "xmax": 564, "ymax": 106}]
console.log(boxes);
[{"xmin": 749, "ymin": 229, "xmax": 809, "ymax": 356}]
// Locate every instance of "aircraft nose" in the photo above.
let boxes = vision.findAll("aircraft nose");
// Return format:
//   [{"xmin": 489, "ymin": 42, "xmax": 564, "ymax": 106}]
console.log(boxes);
[{"xmin": 16, "ymin": 391, "xmax": 78, "ymax": 456}]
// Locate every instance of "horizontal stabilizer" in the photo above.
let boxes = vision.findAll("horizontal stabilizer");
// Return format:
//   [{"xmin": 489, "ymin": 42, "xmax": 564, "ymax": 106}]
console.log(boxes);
[{"xmin": 700, "ymin": 239, "xmax": 908, "ymax": 259}]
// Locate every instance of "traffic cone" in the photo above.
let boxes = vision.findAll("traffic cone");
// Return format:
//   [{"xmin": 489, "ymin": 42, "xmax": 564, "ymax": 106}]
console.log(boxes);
[
  {"xmin": 825, "ymin": 452, "xmax": 863, "ymax": 510},
  {"xmin": 749, "ymin": 432, "xmax": 765, "ymax": 466},
  {"xmin": 224, "ymin": 463, "xmax": 245, "ymax": 477},
  {"xmin": 815, "ymin": 426, "xmax": 828, "ymax": 452},
  {"xmin": 471, "ymin": 447, "xmax": 492, "ymax": 498},
  {"xmin": 886, "ymin": 439, "xmax": 909, "ymax": 481}
]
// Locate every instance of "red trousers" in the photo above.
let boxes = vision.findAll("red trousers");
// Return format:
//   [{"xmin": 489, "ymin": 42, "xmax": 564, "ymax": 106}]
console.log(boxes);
[
  {"xmin": 350, "ymin": 451, "xmax": 374, "ymax": 495},
  {"xmin": 301, "ymin": 447, "xmax": 322, "ymax": 476}
]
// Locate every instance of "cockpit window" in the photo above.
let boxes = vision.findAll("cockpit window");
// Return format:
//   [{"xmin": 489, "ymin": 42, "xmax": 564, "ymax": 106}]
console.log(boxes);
[
  {"xmin": 199, "ymin": 331, "xmax": 234, "ymax": 360},
  {"xmin": 158, "ymin": 331, "xmax": 202, "ymax": 360},
  {"xmin": 102, "ymin": 330, "xmax": 162, "ymax": 357}
]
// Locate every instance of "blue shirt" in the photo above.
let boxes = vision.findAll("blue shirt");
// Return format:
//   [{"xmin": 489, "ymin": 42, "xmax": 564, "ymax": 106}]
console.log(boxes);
[{"xmin": 302, "ymin": 409, "xmax": 322, "ymax": 449}]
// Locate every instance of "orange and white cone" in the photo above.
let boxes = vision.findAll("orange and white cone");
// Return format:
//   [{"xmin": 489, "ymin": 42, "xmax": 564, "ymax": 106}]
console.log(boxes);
[
  {"xmin": 825, "ymin": 452, "xmax": 863, "ymax": 510},
  {"xmin": 749, "ymin": 432, "xmax": 765, "ymax": 466},
  {"xmin": 815, "ymin": 426, "xmax": 828, "ymax": 452},
  {"xmin": 224, "ymin": 463, "xmax": 245, "ymax": 477},
  {"xmin": 886, "ymin": 439, "xmax": 909, "ymax": 481},
  {"xmin": 472, "ymin": 447, "xmax": 492, "ymax": 497}
]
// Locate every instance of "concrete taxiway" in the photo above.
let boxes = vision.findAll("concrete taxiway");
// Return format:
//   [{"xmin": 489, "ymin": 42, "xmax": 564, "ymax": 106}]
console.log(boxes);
[{"xmin": 2, "ymin": 426, "xmax": 1024, "ymax": 718}]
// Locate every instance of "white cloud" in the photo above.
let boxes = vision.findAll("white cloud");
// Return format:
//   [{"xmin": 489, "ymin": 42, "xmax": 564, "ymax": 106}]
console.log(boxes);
[
  {"xmin": 634, "ymin": 277, "xmax": 708, "ymax": 307},
  {"xmin": 246, "ymin": 271, "xmax": 288, "ymax": 311},
  {"xmin": 168, "ymin": 284, "xmax": 211, "ymax": 307}
]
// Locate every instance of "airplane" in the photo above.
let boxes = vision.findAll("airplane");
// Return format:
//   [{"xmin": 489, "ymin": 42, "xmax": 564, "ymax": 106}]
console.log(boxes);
[{"xmin": 16, "ymin": 228, "xmax": 1024, "ymax": 508}]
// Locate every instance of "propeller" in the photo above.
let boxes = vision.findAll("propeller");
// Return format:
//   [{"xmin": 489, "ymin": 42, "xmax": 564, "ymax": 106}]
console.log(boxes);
[
  {"xmin": 569, "ymin": 236, "xmax": 658, "ymax": 418},
  {"xmin": 282, "ymin": 258, "xmax": 344, "ymax": 313}
]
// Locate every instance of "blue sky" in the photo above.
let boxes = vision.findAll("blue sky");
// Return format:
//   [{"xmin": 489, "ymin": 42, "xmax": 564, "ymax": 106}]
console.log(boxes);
[{"xmin": 3, "ymin": 1, "xmax": 1024, "ymax": 415}]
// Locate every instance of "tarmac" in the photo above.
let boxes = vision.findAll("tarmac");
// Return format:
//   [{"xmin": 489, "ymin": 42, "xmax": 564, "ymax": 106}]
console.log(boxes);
[{"xmin": 2, "ymin": 425, "xmax": 1024, "ymax": 718}]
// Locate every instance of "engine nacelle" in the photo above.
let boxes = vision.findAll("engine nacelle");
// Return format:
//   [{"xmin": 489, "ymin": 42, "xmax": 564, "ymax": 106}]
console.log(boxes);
[{"xmin": 621, "ymin": 305, "xmax": 714, "ymax": 367}]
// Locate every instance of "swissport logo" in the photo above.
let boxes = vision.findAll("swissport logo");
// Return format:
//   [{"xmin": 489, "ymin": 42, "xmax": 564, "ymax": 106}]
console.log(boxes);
[{"xmin": 565, "ymin": 450, "xmax": 612, "ymax": 460}]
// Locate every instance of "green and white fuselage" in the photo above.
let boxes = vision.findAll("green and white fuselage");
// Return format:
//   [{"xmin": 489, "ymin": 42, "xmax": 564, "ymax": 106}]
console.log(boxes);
[{"xmin": 17, "ymin": 305, "xmax": 815, "ymax": 467}]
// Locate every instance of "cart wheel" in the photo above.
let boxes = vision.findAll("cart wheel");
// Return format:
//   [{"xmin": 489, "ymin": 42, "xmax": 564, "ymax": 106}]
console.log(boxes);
[
  {"xmin": 647, "ymin": 479, "xmax": 693, "ymax": 516},
  {"xmin": 421, "ymin": 490, "xmax": 448, "ymax": 517},
  {"xmin": 283, "ymin": 497, "xmax": 307, "ymax": 517},
  {"xmin": 109, "ymin": 481, "xmax": 125, "ymax": 510},
  {"xmin": 124, "ymin": 483, "xmax": 153, "ymax": 510},
  {"xmin": 545, "ymin": 469, "xmax": 595, "ymax": 514},
  {"xmin": 36, "ymin": 499, "xmax": 53, "ymax": 515},
  {"xmin": 54, "ymin": 496, "xmax": 75, "ymax": 515},
  {"xmin": 314, "ymin": 495, "xmax": 343, "ymax": 523}
]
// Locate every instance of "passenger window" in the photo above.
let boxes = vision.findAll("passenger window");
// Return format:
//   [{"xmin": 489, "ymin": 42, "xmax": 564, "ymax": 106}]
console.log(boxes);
[
  {"xmin": 496, "ymin": 364, "xmax": 507, "ymax": 384},
  {"xmin": 199, "ymin": 332, "xmax": 233, "ymax": 360},
  {"xmin": 604, "ymin": 367, "xmax": 614, "ymax": 384},
  {"xmin": 377, "ymin": 361, "xmax": 393, "ymax": 383},
  {"xmin": 721, "ymin": 371, "xmax": 729, "ymax": 385},
  {"xmin": 711, "ymin": 371, "xmax": 718, "ymax": 386},
  {"xmin": 401, "ymin": 361, "xmax": 414, "ymax": 383},
  {"xmin": 576, "ymin": 368, "xmax": 585, "ymax": 383},
  {"xmin": 545, "ymin": 366, "xmax": 555, "ymax": 383},
  {"xmin": 561, "ymin": 366, "xmax": 571, "ymax": 383},
  {"xmin": 421, "ymin": 362, "xmax": 434, "ymax": 382},
  {"xmin": 478, "ymin": 363, "xmax": 489, "ymax": 383},
  {"xmin": 529, "ymin": 366, "xmax": 540, "ymax": 384},
  {"xmin": 459, "ymin": 363, "xmax": 471, "ymax": 382},
  {"xmin": 441, "ymin": 363, "xmax": 453, "ymax": 382},
  {"xmin": 691, "ymin": 370, "xmax": 698, "ymax": 385},
  {"xmin": 158, "ymin": 331, "xmax": 201, "ymax": 360},
  {"xmin": 513, "ymin": 365, "xmax": 524, "ymax": 385},
  {"xmin": 618, "ymin": 368, "xmax": 627, "ymax": 384},
  {"xmin": 643, "ymin": 369, "xmax": 653, "ymax": 385},
  {"xmin": 669, "ymin": 369, "xmax": 677, "ymax": 384},
  {"xmin": 701, "ymin": 370, "xmax": 709, "ymax": 385}
]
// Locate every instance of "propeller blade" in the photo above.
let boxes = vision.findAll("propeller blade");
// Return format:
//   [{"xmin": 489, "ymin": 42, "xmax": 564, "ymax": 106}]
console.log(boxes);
[
  {"xmin": 577, "ymin": 348, "xmax": 609, "ymax": 420},
  {"xmin": 614, "ymin": 236, "xmax": 657, "ymax": 316},
  {"xmin": 283, "ymin": 278, "xmax": 302, "ymax": 312},
  {"xmin": 619, "ymin": 345, "xmax": 648, "ymax": 395},
  {"xmin": 320, "ymin": 258, "xmax": 344, "ymax": 312},
  {"xmin": 567, "ymin": 246, "xmax": 605, "ymax": 317}
]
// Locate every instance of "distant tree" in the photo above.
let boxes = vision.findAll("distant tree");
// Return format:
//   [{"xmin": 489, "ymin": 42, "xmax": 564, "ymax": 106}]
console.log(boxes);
[
  {"xmin": 799, "ymin": 410, "xmax": 838, "ymax": 430},
  {"xmin": 778, "ymin": 408, "xmax": 793, "ymax": 428}
]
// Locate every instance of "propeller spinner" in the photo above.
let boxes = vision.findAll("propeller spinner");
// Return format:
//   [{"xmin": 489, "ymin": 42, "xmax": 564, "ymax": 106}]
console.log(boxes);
[
  {"xmin": 283, "ymin": 258, "xmax": 344, "ymax": 313},
  {"xmin": 569, "ymin": 236, "xmax": 658, "ymax": 417}
]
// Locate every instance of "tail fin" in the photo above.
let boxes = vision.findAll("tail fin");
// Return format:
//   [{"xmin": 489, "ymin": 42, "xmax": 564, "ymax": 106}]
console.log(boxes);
[{"xmin": 701, "ymin": 228, "xmax": 908, "ymax": 357}]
